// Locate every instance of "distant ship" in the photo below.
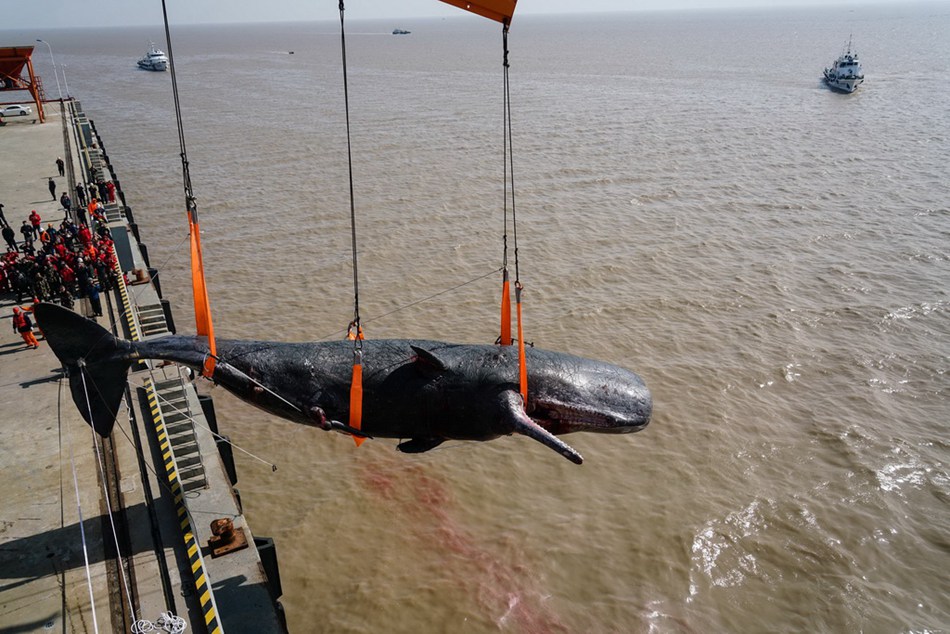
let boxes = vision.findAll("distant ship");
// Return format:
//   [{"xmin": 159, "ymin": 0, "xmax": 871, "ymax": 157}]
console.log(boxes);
[
  {"xmin": 823, "ymin": 38, "xmax": 864, "ymax": 93},
  {"xmin": 138, "ymin": 42, "xmax": 169, "ymax": 71},
  {"xmin": 392, "ymin": 29, "xmax": 411, "ymax": 35}
]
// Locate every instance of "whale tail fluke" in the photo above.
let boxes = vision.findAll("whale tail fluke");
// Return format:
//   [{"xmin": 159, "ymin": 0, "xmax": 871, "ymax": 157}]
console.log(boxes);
[{"xmin": 34, "ymin": 302, "xmax": 132, "ymax": 437}]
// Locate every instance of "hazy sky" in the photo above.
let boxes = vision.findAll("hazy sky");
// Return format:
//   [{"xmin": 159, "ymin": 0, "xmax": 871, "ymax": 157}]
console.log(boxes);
[{"xmin": 6, "ymin": 0, "xmax": 917, "ymax": 30}]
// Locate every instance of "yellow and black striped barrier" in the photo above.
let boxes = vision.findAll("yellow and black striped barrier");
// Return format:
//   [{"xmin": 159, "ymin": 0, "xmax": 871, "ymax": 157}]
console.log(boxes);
[
  {"xmin": 144, "ymin": 378, "xmax": 223, "ymax": 634},
  {"xmin": 111, "ymin": 246, "xmax": 140, "ymax": 342}
]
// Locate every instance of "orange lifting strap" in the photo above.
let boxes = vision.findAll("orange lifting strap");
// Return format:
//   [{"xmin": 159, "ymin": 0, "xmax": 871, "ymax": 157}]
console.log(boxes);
[
  {"xmin": 438, "ymin": 0, "xmax": 517, "ymax": 24},
  {"xmin": 500, "ymin": 269, "xmax": 512, "ymax": 345},
  {"xmin": 514, "ymin": 282, "xmax": 527, "ymax": 403},
  {"xmin": 499, "ymin": 276, "xmax": 528, "ymax": 404},
  {"xmin": 349, "ymin": 355, "xmax": 364, "ymax": 446},
  {"xmin": 189, "ymin": 210, "xmax": 217, "ymax": 376},
  {"xmin": 347, "ymin": 322, "xmax": 365, "ymax": 446}
]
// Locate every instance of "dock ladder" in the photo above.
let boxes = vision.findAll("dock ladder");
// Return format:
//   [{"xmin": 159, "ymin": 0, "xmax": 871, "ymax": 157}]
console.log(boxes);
[
  {"xmin": 150, "ymin": 376, "xmax": 208, "ymax": 493},
  {"xmin": 137, "ymin": 303, "xmax": 171, "ymax": 338}
]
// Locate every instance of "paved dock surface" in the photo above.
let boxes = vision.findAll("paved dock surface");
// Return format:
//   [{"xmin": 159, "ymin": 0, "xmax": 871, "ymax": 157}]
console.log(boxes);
[
  {"xmin": 1, "ymin": 100, "xmax": 284, "ymax": 633},
  {"xmin": 1, "ymin": 100, "xmax": 115, "ymax": 633}
]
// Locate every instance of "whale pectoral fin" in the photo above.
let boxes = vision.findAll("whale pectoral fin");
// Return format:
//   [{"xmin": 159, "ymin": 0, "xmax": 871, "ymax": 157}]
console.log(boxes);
[
  {"xmin": 397, "ymin": 437, "xmax": 445, "ymax": 454},
  {"xmin": 501, "ymin": 391, "xmax": 584, "ymax": 465}
]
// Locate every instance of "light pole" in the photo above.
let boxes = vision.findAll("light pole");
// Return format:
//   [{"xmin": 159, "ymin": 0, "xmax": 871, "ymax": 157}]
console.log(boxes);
[{"xmin": 35, "ymin": 39, "xmax": 63, "ymax": 101}]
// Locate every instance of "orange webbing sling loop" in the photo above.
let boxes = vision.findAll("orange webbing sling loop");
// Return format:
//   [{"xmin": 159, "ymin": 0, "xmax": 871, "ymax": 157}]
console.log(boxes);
[
  {"xmin": 347, "ymin": 321, "xmax": 365, "ymax": 446},
  {"xmin": 499, "ymin": 274, "xmax": 528, "ymax": 405},
  {"xmin": 514, "ymin": 282, "xmax": 527, "ymax": 404},
  {"xmin": 189, "ymin": 209, "xmax": 217, "ymax": 377},
  {"xmin": 500, "ymin": 268, "xmax": 512, "ymax": 346}
]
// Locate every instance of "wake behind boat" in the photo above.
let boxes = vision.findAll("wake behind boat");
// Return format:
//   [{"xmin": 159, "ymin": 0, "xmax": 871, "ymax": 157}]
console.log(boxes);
[
  {"xmin": 137, "ymin": 42, "xmax": 168, "ymax": 71},
  {"xmin": 823, "ymin": 37, "xmax": 864, "ymax": 93}
]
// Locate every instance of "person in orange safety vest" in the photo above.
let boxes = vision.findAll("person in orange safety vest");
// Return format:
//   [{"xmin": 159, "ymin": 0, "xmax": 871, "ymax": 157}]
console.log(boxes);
[{"xmin": 12, "ymin": 307, "xmax": 39, "ymax": 349}]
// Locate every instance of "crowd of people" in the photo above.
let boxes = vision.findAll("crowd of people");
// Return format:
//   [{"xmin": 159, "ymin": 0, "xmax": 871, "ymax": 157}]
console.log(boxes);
[
  {"xmin": 2, "ymin": 195, "xmax": 120, "ymax": 348},
  {"xmin": 3, "ymin": 154, "xmax": 127, "ymax": 349}
]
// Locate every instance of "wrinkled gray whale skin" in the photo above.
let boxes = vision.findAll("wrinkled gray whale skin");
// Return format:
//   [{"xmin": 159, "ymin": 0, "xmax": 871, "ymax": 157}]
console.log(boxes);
[{"xmin": 35, "ymin": 302, "xmax": 652, "ymax": 464}]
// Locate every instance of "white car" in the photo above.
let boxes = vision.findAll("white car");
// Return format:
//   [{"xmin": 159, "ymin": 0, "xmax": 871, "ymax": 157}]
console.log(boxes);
[{"xmin": 0, "ymin": 105, "xmax": 32, "ymax": 117}]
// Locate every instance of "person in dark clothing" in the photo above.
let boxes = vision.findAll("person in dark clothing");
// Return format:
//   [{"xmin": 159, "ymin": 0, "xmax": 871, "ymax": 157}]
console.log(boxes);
[
  {"xmin": 75, "ymin": 183, "xmax": 87, "ymax": 208},
  {"xmin": 0, "ymin": 201, "xmax": 7, "ymax": 227},
  {"xmin": 48, "ymin": 177, "xmax": 56, "ymax": 200},
  {"xmin": 87, "ymin": 182, "xmax": 97, "ymax": 203},
  {"xmin": 19, "ymin": 221, "xmax": 33, "ymax": 245},
  {"xmin": 57, "ymin": 284, "xmax": 74, "ymax": 309},
  {"xmin": 87, "ymin": 283, "xmax": 103, "ymax": 317},
  {"xmin": 10, "ymin": 268, "xmax": 28, "ymax": 303},
  {"xmin": 60, "ymin": 193, "xmax": 72, "ymax": 220},
  {"xmin": 59, "ymin": 223, "xmax": 77, "ymax": 250},
  {"xmin": 97, "ymin": 181, "xmax": 109, "ymax": 203},
  {"xmin": 56, "ymin": 157, "xmax": 65, "ymax": 176},
  {"xmin": 2, "ymin": 224, "xmax": 17, "ymax": 251},
  {"xmin": 95, "ymin": 259, "xmax": 114, "ymax": 290},
  {"xmin": 76, "ymin": 259, "xmax": 91, "ymax": 296}
]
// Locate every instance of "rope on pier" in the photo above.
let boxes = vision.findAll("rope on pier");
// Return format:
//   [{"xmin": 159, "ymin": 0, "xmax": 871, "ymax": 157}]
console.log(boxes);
[
  {"xmin": 132, "ymin": 611, "xmax": 187, "ymax": 633},
  {"xmin": 80, "ymin": 366, "xmax": 139, "ymax": 625},
  {"xmin": 58, "ymin": 378, "xmax": 101, "ymax": 633}
]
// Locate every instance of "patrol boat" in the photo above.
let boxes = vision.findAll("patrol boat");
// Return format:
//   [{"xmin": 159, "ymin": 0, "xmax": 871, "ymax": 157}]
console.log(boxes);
[
  {"xmin": 137, "ymin": 42, "xmax": 169, "ymax": 71},
  {"xmin": 823, "ymin": 38, "xmax": 864, "ymax": 93}
]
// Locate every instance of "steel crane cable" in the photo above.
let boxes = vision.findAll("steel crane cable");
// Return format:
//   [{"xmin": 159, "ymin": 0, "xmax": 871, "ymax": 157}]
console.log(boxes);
[{"xmin": 338, "ymin": 1, "xmax": 366, "ymax": 446}]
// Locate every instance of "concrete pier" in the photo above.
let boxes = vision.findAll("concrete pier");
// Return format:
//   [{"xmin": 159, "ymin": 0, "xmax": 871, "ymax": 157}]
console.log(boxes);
[{"xmin": 0, "ymin": 101, "xmax": 284, "ymax": 633}]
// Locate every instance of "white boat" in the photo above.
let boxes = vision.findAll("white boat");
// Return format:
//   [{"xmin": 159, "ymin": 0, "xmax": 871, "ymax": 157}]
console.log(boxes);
[
  {"xmin": 823, "ymin": 38, "xmax": 864, "ymax": 93},
  {"xmin": 137, "ymin": 42, "xmax": 169, "ymax": 71}
]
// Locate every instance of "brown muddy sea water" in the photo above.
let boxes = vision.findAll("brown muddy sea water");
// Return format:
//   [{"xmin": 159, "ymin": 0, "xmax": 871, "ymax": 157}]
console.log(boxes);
[{"xmin": 13, "ymin": 4, "xmax": 950, "ymax": 632}]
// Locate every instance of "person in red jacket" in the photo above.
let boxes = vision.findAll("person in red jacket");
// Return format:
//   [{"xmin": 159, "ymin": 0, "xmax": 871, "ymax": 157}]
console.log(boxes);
[
  {"xmin": 78, "ymin": 224, "xmax": 93, "ymax": 246},
  {"xmin": 29, "ymin": 209, "xmax": 41, "ymax": 239},
  {"xmin": 12, "ymin": 307, "xmax": 39, "ymax": 349},
  {"xmin": 60, "ymin": 262, "xmax": 76, "ymax": 286}
]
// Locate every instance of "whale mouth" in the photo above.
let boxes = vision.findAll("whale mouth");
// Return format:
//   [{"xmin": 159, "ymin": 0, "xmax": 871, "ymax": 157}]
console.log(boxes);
[{"xmin": 530, "ymin": 399, "xmax": 650, "ymax": 435}]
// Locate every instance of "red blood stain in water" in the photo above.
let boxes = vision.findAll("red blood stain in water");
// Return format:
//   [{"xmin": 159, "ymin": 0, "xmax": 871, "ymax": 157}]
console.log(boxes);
[
  {"xmin": 359, "ymin": 458, "xmax": 569, "ymax": 633},
  {"xmin": 361, "ymin": 467, "xmax": 398, "ymax": 501}
]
